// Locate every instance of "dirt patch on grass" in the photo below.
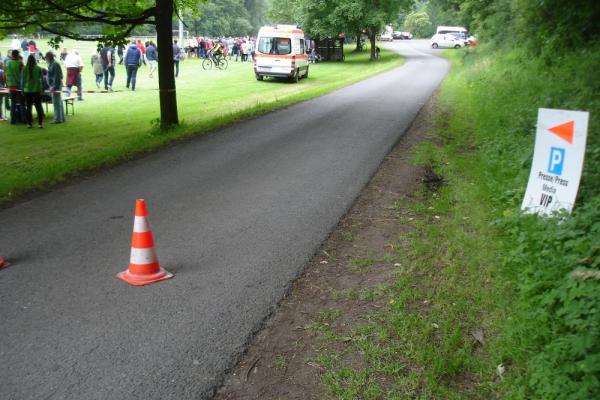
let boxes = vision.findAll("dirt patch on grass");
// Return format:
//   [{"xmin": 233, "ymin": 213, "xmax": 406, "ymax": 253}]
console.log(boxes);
[{"xmin": 214, "ymin": 95, "xmax": 437, "ymax": 400}]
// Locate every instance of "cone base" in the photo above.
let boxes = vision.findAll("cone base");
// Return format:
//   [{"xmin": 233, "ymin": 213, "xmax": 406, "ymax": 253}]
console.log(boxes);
[
  {"xmin": 0, "ymin": 257, "xmax": 10, "ymax": 270},
  {"xmin": 117, "ymin": 267, "xmax": 173, "ymax": 286}
]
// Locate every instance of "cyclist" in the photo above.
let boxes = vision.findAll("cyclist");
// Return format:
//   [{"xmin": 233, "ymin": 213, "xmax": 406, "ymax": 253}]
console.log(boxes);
[{"xmin": 211, "ymin": 41, "xmax": 224, "ymax": 63}]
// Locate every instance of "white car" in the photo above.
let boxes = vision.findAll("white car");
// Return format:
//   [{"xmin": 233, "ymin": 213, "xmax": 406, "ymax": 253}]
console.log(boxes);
[
  {"xmin": 380, "ymin": 32, "xmax": 394, "ymax": 42},
  {"xmin": 430, "ymin": 33, "xmax": 465, "ymax": 49}
]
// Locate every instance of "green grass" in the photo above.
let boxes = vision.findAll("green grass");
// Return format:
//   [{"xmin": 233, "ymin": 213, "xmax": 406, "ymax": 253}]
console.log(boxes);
[
  {"xmin": 311, "ymin": 44, "xmax": 600, "ymax": 399},
  {"xmin": 0, "ymin": 39, "xmax": 403, "ymax": 202},
  {"xmin": 315, "ymin": 140, "xmax": 509, "ymax": 399},
  {"xmin": 272, "ymin": 355, "xmax": 288, "ymax": 369}
]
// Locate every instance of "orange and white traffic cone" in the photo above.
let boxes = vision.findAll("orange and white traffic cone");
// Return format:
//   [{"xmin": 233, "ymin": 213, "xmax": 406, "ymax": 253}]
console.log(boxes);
[
  {"xmin": 117, "ymin": 199, "xmax": 173, "ymax": 286},
  {"xmin": 0, "ymin": 256, "xmax": 10, "ymax": 270}
]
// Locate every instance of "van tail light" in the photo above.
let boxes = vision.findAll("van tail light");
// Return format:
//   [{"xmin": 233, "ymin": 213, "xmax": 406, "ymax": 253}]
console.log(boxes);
[{"xmin": 291, "ymin": 55, "xmax": 296, "ymax": 69}]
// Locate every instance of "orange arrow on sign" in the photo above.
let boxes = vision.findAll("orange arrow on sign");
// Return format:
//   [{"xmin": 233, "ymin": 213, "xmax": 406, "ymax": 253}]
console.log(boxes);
[{"xmin": 548, "ymin": 120, "xmax": 574, "ymax": 144}]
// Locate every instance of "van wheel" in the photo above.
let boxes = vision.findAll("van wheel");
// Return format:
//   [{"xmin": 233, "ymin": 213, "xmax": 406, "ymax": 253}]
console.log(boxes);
[
  {"xmin": 432, "ymin": 43, "xmax": 438, "ymax": 49},
  {"xmin": 291, "ymin": 69, "xmax": 299, "ymax": 83},
  {"xmin": 454, "ymin": 44, "xmax": 461, "ymax": 49},
  {"xmin": 256, "ymin": 74, "xmax": 263, "ymax": 81}
]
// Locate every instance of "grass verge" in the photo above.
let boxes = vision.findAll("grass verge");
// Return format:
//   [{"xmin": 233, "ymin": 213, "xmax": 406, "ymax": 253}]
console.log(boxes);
[
  {"xmin": 0, "ymin": 45, "xmax": 402, "ymax": 204},
  {"xmin": 309, "ymin": 45, "xmax": 600, "ymax": 399}
]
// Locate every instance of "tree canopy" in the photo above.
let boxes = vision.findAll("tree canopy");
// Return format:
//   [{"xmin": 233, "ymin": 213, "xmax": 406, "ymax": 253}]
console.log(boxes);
[
  {"xmin": 181, "ymin": 0, "xmax": 268, "ymax": 36},
  {"xmin": 269, "ymin": 0, "xmax": 412, "ymax": 60},
  {"xmin": 403, "ymin": 11, "xmax": 431, "ymax": 38}
]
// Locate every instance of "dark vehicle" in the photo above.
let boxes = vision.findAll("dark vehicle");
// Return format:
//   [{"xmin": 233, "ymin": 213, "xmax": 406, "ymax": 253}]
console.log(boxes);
[{"xmin": 392, "ymin": 31, "xmax": 413, "ymax": 40}]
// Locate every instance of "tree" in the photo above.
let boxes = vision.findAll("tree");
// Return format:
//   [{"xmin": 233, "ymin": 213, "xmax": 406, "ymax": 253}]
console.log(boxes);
[
  {"xmin": 267, "ymin": 0, "xmax": 304, "ymax": 26},
  {"xmin": 244, "ymin": 0, "xmax": 268, "ymax": 32},
  {"xmin": 301, "ymin": 0, "xmax": 412, "ymax": 60},
  {"xmin": 403, "ymin": 11, "xmax": 432, "ymax": 38},
  {"xmin": 186, "ymin": 0, "xmax": 253, "ymax": 36},
  {"xmin": 269, "ymin": 0, "xmax": 413, "ymax": 60},
  {"xmin": 0, "ymin": 0, "xmax": 201, "ymax": 130}
]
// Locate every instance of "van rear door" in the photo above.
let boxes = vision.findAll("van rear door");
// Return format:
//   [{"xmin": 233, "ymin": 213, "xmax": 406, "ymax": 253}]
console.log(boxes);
[{"xmin": 255, "ymin": 36, "xmax": 294, "ymax": 77}]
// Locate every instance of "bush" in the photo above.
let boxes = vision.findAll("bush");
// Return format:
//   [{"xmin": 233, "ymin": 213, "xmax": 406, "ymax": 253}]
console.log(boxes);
[{"xmin": 442, "ymin": 44, "xmax": 600, "ymax": 398}]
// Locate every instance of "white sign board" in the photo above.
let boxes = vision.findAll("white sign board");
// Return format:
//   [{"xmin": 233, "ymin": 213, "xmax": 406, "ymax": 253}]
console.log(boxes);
[{"xmin": 522, "ymin": 108, "xmax": 589, "ymax": 215}]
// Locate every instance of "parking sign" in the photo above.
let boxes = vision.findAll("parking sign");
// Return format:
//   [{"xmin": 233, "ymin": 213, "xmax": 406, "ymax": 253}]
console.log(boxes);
[{"xmin": 521, "ymin": 109, "xmax": 589, "ymax": 215}]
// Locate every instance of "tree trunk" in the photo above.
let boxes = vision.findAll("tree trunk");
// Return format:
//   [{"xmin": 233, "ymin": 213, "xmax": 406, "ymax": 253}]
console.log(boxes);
[
  {"xmin": 369, "ymin": 33, "xmax": 377, "ymax": 61},
  {"xmin": 155, "ymin": 0, "xmax": 178, "ymax": 129},
  {"xmin": 355, "ymin": 30, "xmax": 362, "ymax": 51}
]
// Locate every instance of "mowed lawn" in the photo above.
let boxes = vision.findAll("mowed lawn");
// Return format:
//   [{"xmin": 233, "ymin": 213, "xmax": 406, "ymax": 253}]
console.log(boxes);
[{"xmin": 0, "ymin": 39, "xmax": 403, "ymax": 202}]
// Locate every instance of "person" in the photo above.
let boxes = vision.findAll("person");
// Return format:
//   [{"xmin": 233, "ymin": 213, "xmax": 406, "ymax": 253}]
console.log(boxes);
[
  {"xmin": 45, "ymin": 51, "xmax": 64, "ymax": 123},
  {"xmin": 117, "ymin": 44, "xmax": 125, "ymax": 65},
  {"xmin": 0, "ymin": 61, "xmax": 8, "ymax": 121},
  {"xmin": 10, "ymin": 35, "xmax": 20, "ymax": 51},
  {"xmin": 22, "ymin": 54, "xmax": 44, "ymax": 128},
  {"xmin": 232, "ymin": 41, "xmax": 240, "ymax": 62},
  {"xmin": 60, "ymin": 47, "xmax": 68, "ymax": 62},
  {"xmin": 309, "ymin": 46, "xmax": 317, "ymax": 63},
  {"xmin": 136, "ymin": 40, "xmax": 147, "ymax": 66},
  {"xmin": 211, "ymin": 41, "xmax": 224, "ymax": 63},
  {"xmin": 64, "ymin": 49, "xmax": 83, "ymax": 100},
  {"xmin": 27, "ymin": 40, "xmax": 36, "ymax": 55},
  {"xmin": 5, "ymin": 50, "xmax": 24, "ymax": 124},
  {"xmin": 146, "ymin": 41, "xmax": 158, "ymax": 78},
  {"xmin": 199, "ymin": 38, "xmax": 206, "ymax": 58},
  {"xmin": 91, "ymin": 51, "xmax": 104, "ymax": 88},
  {"xmin": 226, "ymin": 40, "xmax": 233, "ymax": 59},
  {"xmin": 240, "ymin": 41, "xmax": 247, "ymax": 62},
  {"xmin": 246, "ymin": 40, "xmax": 254, "ymax": 62},
  {"xmin": 206, "ymin": 39, "xmax": 213, "ymax": 59},
  {"xmin": 173, "ymin": 40, "xmax": 181, "ymax": 78},
  {"xmin": 124, "ymin": 40, "xmax": 141, "ymax": 90},
  {"xmin": 188, "ymin": 36, "xmax": 198, "ymax": 58},
  {"xmin": 100, "ymin": 45, "xmax": 115, "ymax": 91}
]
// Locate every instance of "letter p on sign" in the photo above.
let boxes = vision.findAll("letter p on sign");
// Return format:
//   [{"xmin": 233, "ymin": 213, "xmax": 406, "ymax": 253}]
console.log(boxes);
[{"xmin": 548, "ymin": 147, "xmax": 565, "ymax": 175}]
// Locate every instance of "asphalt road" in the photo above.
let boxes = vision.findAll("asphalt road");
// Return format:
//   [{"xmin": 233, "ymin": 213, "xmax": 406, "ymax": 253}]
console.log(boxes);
[{"xmin": 0, "ymin": 40, "xmax": 448, "ymax": 400}]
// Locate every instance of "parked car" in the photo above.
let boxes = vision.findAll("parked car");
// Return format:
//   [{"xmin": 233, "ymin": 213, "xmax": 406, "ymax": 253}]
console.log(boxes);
[
  {"xmin": 430, "ymin": 33, "xmax": 465, "ymax": 49},
  {"xmin": 393, "ymin": 31, "xmax": 413, "ymax": 40},
  {"xmin": 380, "ymin": 32, "xmax": 394, "ymax": 42}
]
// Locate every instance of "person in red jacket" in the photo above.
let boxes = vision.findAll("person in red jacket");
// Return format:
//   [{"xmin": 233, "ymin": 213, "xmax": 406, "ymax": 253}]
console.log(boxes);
[{"xmin": 136, "ymin": 40, "xmax": 147, "ymax": 66}]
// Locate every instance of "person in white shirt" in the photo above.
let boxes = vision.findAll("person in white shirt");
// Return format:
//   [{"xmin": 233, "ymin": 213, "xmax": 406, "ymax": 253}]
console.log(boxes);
[
  {"xmin": 10, "ymin": 35, "xmax": 20, "ymax": 51},
  {"xmin": 64, "ymin": 49, "xmax": 84, "ymax": 100},
  {"xmin": 188, "ymin": 37, "xmax": 198, "ymax": 57},
  {"xmin": 246, "ymin": 40, "xmax": 254, "ymax": 62}
]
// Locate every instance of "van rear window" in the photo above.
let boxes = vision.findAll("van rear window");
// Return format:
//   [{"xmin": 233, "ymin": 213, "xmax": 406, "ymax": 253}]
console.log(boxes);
[{"xmin": 258, "ymin": 37, "xmax": 291, "ymax": 55}]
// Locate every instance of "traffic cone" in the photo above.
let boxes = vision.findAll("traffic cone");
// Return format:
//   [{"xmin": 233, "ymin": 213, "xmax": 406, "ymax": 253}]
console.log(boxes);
[
  {"xmin": 117, "ymin": 199, "xmax": 173, "ymax": 286},
  {"xmin": 0, "ymin": 256, "xmax": 10, "ymax": 270}
]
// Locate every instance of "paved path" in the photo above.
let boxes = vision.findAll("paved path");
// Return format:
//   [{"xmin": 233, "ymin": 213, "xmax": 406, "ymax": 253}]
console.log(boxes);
[{"xmin": 0, "ymin": 40, "xmax": 448, "ymax": 400}]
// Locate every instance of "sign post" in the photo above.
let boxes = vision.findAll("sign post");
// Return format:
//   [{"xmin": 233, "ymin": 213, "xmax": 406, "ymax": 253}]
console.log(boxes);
[{"xmin": 521, "ymin": 108, "xmax": 589, "ymax": 215}]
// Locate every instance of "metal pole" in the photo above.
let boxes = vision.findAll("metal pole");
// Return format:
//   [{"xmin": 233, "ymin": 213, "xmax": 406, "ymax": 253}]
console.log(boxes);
[{"xmin": 179, "ymin": 18, "xmax": 184, "ymax": 45}]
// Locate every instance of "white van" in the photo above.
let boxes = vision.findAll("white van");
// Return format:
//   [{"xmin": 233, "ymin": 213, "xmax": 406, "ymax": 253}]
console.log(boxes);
[
  {"xmin": 436, "ymin": 26, "xmax": 467, "ymax": 36},
  {"xmin": 431, "ymin": 26, "xmax": 469, "ymax": 48},
  {"xmin": 254, "ymin": 25, "xmax": 309, "ymax": 82}
]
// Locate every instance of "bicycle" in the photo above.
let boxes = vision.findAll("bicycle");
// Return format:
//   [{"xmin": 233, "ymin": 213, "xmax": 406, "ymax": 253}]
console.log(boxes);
[{"xmin": 202, "ymin": 52, "xmax": 228, "ymax": 70}]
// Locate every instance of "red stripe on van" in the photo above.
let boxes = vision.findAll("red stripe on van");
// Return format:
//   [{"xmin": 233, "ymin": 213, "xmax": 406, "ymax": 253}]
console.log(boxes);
[{"xmin": 256, "ymin": 53, "xmax": 308, "ymax": 60}]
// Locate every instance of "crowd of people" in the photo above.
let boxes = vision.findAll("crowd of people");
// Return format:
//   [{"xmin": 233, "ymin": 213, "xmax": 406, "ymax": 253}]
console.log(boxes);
[
  {"xmin": 0, "ymin": 34, "xmax": 266, "ymax": 128},
  {"xmin": 0, "ymin": 47, "xmax": 66, "ymax": 128},
  {"xmin": 0, "ymin": 36, "xmax": 179, "ymax": 127},
  {"xmin": 185, "ymin": 36, "xmax": 257, "ymax": 63}
]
